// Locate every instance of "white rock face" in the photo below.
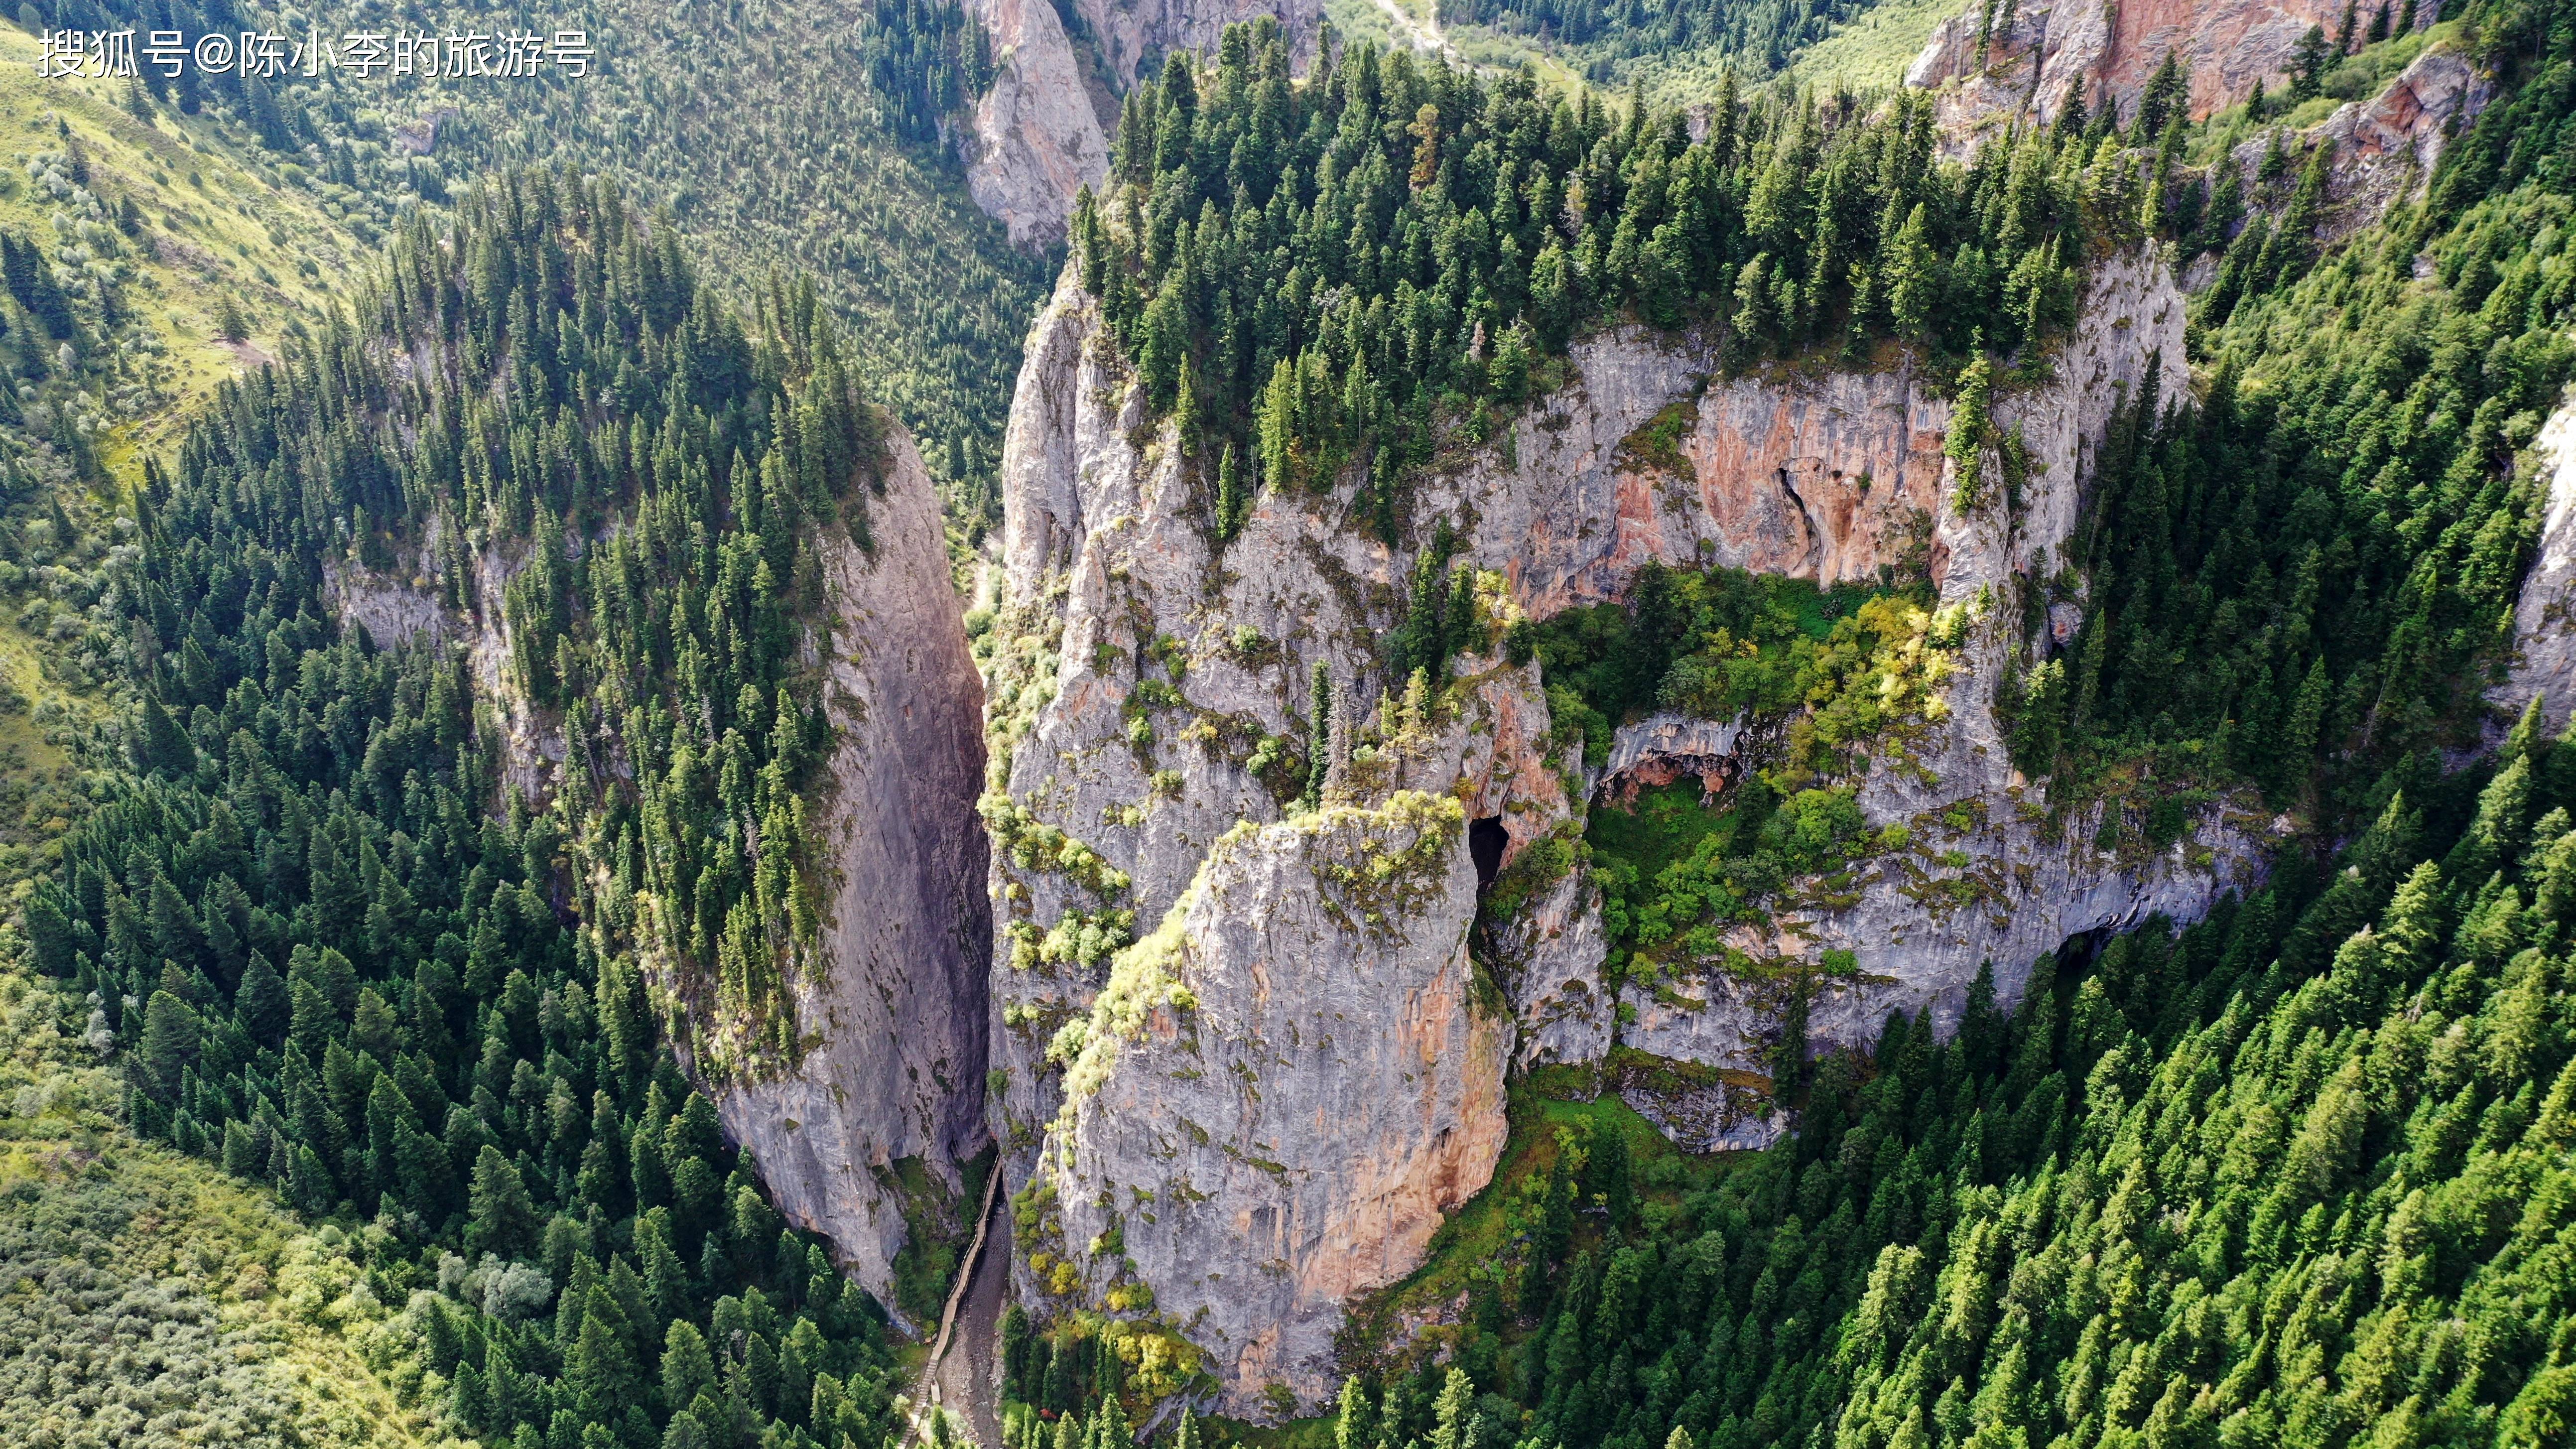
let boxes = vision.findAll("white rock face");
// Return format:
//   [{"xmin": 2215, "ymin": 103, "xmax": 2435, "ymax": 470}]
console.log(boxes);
[
  {"xmin": 985, "ymin": 250, "xmax": 2264, "ymax": 1416},
  {"xmin": 2217, "ymin": 46, "xmax": 2494, "ymax": 244},
  {"xmin": 1908, "ymin": 0, "xmax": 2357, "ymax": 155},
  {"xmin": 964, "ymin": 0, "xmax": 1117, "ymax": 249},
  {"xmin": 960, "ymin": 0, "xmax": 1319, "ymax": 248},
  {"xmin": 1073, "ymin": 0, "xmax": 1321, "ymax": 91},
  {"xmin": 1598, "ymin": 712, "xmax": 1748, "ymax": 800},
  {"xmin": 2496, "ymin": 388, "xmax": 2576, "ymax": 734},
  {"xmin": 987, "ymin": 279, "xmax": 1590, "ymax": 1417},
  {"xmin": 1416, "ymin": 331, "xmax": 1952, "ymax": 612},
  {"xmin": 1039, "ymin": 796, "xmax": 1507, "ymax": 1414},
  {"xmin": 332, "ymin": 429, "xmax": 992, "ymax": 1315},
  {"xmin": 709, "ymin": 431, "xmax": 992, "ymax": 1314}
]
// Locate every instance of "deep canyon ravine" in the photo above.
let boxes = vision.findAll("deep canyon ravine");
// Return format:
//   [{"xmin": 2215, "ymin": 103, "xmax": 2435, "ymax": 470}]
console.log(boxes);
[{"xmin": 650, "ymin": 0, "xmax": 2564, "ymax": 1426}]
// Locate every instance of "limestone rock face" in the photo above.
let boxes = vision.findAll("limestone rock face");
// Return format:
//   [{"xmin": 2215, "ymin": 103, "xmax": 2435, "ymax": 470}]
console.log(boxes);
[
  {"xmin": 708, "ymin": 430, "xmax": 992, "ymax": 1314},
  {"xmin": 1072, "ymin": 0, "xmax": 1321, "ymax": 91},
  {"xmin": 1598, "ymin": 712, "xmax": 1748, "ymax": 800},
  {"xmin": 1629, "ymin": 250, "xmax": 2266, "ymax": 1078},
  {"xmin": 985, "ymin": 251, "xmax": 2263, "ymax": 1415},
  {"xmin": 1908, "ymin": 0, "xmax": 2365, "ymax": 154},
  {"xmin": 986, "ymin": 279, "xmax": 1590, "ymax": 1417},
  {"xmin": 962, "ymin": 0, "xmax": 1115, "ymax": 249},
  {"xmin": 2497, "ymin": 389, "xmax": 2576, "ymax": 735},
  {"xmin": 2223, "ymin": 47, "xmax": 2493, "ymax": 243},
  {"xmin": 1039, "ymin": 796, "xmax": 1507, "ymax": 1414},
  {"xmin": 960, "ymin": 0, "xmax": 1318, "ymax": 248},
  {"xmin": 336, "ymin": 430, "xmax": 991, "ymax": 1315}
]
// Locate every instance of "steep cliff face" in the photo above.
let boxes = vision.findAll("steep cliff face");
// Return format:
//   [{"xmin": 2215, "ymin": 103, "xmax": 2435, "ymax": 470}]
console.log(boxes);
[
  {"xmin": 1036, "ymin": 794, "xmax": 1508, "ymax": 1412},
  {"xmin": 2497, "ymin": 389, "xmax": 2576, "ymax": 734},
  {"xmin": 2224, "ymin": 46, "xmax": 2493, "ymax": 243},
  {"xmin": 986, "ymin": 278, "xmax": 1588, "ymax": 1415},
  {"xmin": 985, "ymin": 247, "xmax": 2262, "ymax": 1411},
  {"xmin": 329, "ymin": 429, "xmax": 991, "ymax": 1314},
  {"xmin": 961, "ymin": 0, "xmax": 1318, "ymax": 247},
  {"xmin": 964, "ymin": 0, "xmax": 1118, "ymax": 248},
  {"xmin": 1072, "ymin": 0, "xmax": 1322, "ymax": 91},
  {"xmin": 1908, "ymin": 0, "xmax": 2370, "ymax": 151},
  {"xmin": 709, "ymin": 431, "xmax": 993, "ymax": 1311},
  {"xmin": 1426, "ymin": 249, "xmax": 2264, "ymax": 1093}
]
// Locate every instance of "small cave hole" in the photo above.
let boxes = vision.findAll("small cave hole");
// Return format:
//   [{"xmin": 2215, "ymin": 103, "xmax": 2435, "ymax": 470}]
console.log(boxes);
[{"xmin": 1469, "ymin": 816, "xmax": 1508, "ymax": 889}]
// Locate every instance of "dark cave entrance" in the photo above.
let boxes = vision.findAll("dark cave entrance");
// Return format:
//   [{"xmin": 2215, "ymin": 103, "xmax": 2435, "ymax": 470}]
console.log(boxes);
[{"xmin": 1469, "ymin": 816, "xmax": 1508, "ymax": 889}]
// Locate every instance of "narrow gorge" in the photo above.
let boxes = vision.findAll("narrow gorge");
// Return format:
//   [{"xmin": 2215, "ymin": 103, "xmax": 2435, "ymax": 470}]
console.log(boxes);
[
  {"xmin": 17, "ymin": 0, "xmax": 2573, "ymax": 1446},
  {"xmin": 779, "ymin": 0, "xmax": 2576, "ymax": 1422}
]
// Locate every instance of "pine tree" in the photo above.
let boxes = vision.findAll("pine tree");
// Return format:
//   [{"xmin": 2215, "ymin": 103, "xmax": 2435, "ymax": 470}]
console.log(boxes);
[
  {"xmin": 468, "ymin": 1144, "xmax": 539, "ymax": 1259},
  {"xmin": 662, "ymin": 1320, "xmax": 716, "ymax": 1412},
  {"xmin": 2290, "ymin": 26, "xmax": 2332, "ymax": 99},
  {"xmin": 1885, "ymin": 206, "xmax": 1937, "ymax": 340},
  {"xmin": 1304, "ymin": 661, "xmax": 1333, "ymax": 810},
  {"xmin": 1430, "ymin": 1368, "xmax": 1475, "ymax": 1449},
  {"xmin": 1216, "ymin": 443, "xmax": 1248, "ymax": 540},
  {"xmin": 1947, "ymin": 344, "xmax": 1994, "ymax": 510},
  {"xmin": 138, "ymin": 989, "xmax": 200, "ymax": 1098},
  {"xmin": 1337, "ymin": 1375, "xmax": 1378, "ymax": 1449}
]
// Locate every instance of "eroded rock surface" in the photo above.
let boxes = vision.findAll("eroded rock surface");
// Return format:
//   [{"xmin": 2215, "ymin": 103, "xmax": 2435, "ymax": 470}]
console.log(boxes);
[
  {"xmin": 1598, "ymin": 712, "xmax": 1747, "ymax": 801},
  {"xmin": 963, "ymin": 0, "xmax": 1117, "ymax": 248},
  {"xmin": 984, "ymin": 248, "xmax": 2265, "ymax": 1414},
  {"xmin": 2497, "ymin": 389, "xmax": 2576, "ymax": 734},
  {"xmin": 960, "ymin": 0, "xmax": 1318, "ymax": 247},
  {"xmin": 1072, "ymin": 0, "xmax": 1321, "ymax": 91},
  {"xmin": 1035, "ymin": 795, "xmax": 1506, "ymax": 1412},
  {"xmin": 987, "ymin": 279, "xmax": 1592, "ymax": 1415},
  {"xmin": 2223, "ymin": 47, "xmax": 2493, "ymax": 242},
  {"xmin": 1909, "ymin": 0, "xmax": 2374, "ymax": 154},
  {"xmin": 710, "ymin": 430, "xmax": 992, "ymax": 1313},
  {"xmin": 1622, "ymin": 252, "xmax": 2265, "ymax": 1079}
]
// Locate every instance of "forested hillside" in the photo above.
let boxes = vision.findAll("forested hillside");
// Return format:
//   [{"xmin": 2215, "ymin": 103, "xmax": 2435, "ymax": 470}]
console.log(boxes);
[
  {"xmin": 41, "ymin": 0, "xmax": 1051, "ymax": 543},
  {"xmin": 6, "ymin": 0, "xmax": 2576, "ymax": 1445},
  {"xmin": 1069, "ymin": 5, "xmax": 2571, "ymax": 898},
  {"xmin": 9, "ymin": 169, "xmax": 934, "ymax": 1449},
  {"xmin": 0, "ymin": 1, "xmax": 1005, "ymax": 1436},
  {"xmin": 1429, "ymin": 0, "xmax": 1881, "ymax": 88},
  {"xmin": 1076, "ymin": 24, "xmax": 2098, "ymax": 543},
  {"xmin": 1397, "ymin": 0, "xmax": 1949, "ymax": 102},
  {"xmin": 999, "ymin": 703, "xmax": 2576, "ymax": 1449},
  {"xmin": 0, "ymin": 26, "xmax": 455, "ymax": 1449}
]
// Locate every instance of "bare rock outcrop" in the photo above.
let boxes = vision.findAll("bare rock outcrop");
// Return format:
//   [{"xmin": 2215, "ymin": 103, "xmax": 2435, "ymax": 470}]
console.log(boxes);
[
  {"xmin": 1072, "ymin": 0, "xmax": 1321, "ymax": 90},
  {"xmin": 707, "ymin": 429, "xmax": 992, "ymax": 1313},
  {"xmin": 2221, "ymin": 46, "xmax": 2493, "ymax": 243},
  {"xmin": 963, "ymin": 0, "xmax": 1117, "ymax": 248},
  {"xmin": 1597, "ymin": 712, "xmax": 1747, "ymax": 800},
  {"xmin": 960, "ymin": 0, "xmax": 1318, "ymax": 248},
  {"xmin": 984, "ymin": 247, "xmax": 2266, "ymax": 1413},
  {"xmin": 1033, "ymin": 794, "xmax": 1506, "ymax": 1413},
  {"xmin": 1908, "ymin": 0, "xmax": 2369, "ymax": 154},
  {"xmin": 1630, "ymin": 255, "xmax": 2264, "ymax": 1080},
  {"xmin": 986, "ymin": 277, "xmax": 1590, "ymax": 1416},
  {"xmin": 2496, "ymin": 388, "xmax": 2576, "ymax": 735}
]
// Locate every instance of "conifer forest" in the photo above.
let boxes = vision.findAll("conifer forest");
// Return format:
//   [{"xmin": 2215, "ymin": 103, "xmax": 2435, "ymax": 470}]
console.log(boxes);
[{"xmin": 1, "ymin": 3, "xmax": 2576, "ymax": 1449}]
